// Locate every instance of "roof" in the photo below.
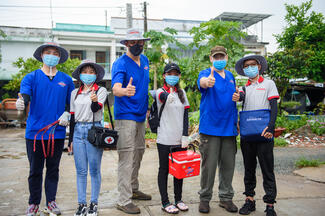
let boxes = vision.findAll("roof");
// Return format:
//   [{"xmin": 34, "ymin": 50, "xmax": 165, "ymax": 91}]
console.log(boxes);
[
  {"xmin": 53, "ymin": 23, "xmax": 114, "ymax": 34},
  {"xmin": 215, "ymin": 12, "xmax": 272, "ymax": 28}
]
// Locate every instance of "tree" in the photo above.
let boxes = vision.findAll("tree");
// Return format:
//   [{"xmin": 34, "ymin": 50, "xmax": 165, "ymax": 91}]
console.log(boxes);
[
  {"xmin": 144, "ymin": 27, "xmax": 187, "ymax": 90},
  {"xmin": 3, "ymin": 57, "xmax": 80, "ymax": 92},
  {"xmin": 274, "ymin": 0, "xmax": 325, "ymax": 82},
  {"xmin": 180, "ymin": 19, "xmax": 247, "ymax": 111}
]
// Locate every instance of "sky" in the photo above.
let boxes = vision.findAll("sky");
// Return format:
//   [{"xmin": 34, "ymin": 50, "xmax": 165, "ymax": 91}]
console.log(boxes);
[{"xmin": 0, "ymin": 0, "xmax": 324, "ymax": 53}]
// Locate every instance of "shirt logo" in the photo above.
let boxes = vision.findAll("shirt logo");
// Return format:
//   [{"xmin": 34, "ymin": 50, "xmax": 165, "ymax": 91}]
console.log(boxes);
[
  {"xmin": 256, "ymin": 88, "xmax": 266, "ymax": 90},
  {"xmin": 144, "ymin": 66, "xmax": 149, "ymax": 70},
  {"xmin": 229, "ymin": 80, "xmax": 234, "ymax": 84},
  {"xmin": 58, "ymin": 82, "xmax": 66, "ymax": 87}
]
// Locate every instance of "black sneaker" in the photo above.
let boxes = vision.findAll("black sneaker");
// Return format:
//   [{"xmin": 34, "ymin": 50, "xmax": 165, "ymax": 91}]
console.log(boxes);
[
  {"xmin": 87, "ymin": 203, "xmax": 98, "ymax": 216},
  {"xmin": 239, "ymin": 199, "xmax": 256, "ymax": 215},
  {"xmin": 265, "ymin": 205, "xmax": 277, "ymax": 216},
  {"xmin": 74, "ymin": 204, "xmax": 87, "ymax": 216}
]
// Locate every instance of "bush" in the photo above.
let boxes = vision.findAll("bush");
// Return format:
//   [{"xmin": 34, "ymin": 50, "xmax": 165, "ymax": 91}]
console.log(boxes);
[
  {"xmin": 274, "ymin": 138, "xmax": 288, "ymax": 147},
  {"xmin": 308, "ymin": 119, "xmax": 325, "ymax": 136},
  {"xmin": 275, "ymin": 114, "xmax": 308, "ymax": 132},
  {"xmin": 295, "ymin": 157, "xmax": 325, "ymax": 168}
]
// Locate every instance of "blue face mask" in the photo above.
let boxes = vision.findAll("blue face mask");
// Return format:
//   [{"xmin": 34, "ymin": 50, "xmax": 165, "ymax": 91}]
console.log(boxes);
[
  {"xmin": 243, "ymin": 66, "xmax": 259, "ymax": 78},
  {"xmin": 80, "ymin": 74, "xmax": 97, "ymax": 85},
  {"xmin": 165, "ymin": 75, "xmax": 179, "ymax": 86},
  {"xmin": 42, "ymin": 54, "xmax": 60, "ymax": 67},
  {"xmin": 213, "ymin": 59, "xmax": 227, "ymax": 70}
]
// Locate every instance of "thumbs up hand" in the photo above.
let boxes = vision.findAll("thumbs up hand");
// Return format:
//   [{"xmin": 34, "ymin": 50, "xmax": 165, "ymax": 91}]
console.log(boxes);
[
  {"xmin": 166, "ymin": 87, "xmax": 176, "ymax": 104},
  {"xmin": 16, "ymin": 93, "xmax": 25, "ymax": 111},
  {"xmin": 90, "ymin": 87, "xmax": 98, "ymax": 102},
  {"xmin": 207, "ymin": 69, "xmax": 215, "ymax": 88},
  {"xmin": 125, "ymin": 77, "xmax": 136, "ymax": 97},
  {"xmin": 232, "ymin": 87, "xmax": 240, "ymax": 102}
]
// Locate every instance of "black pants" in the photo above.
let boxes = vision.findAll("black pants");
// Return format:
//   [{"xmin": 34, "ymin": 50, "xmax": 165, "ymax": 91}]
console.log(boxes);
[
  {"xmin": 240, "ymin": 139, "xmax": 277, "ymax": 204},
  {"xmin": 26, "ymin": 139, "xmax": 64, "ymax": 205},
  {"xmin": 157, "ymin": 143, "xmax": 184, "ymax": 206}
]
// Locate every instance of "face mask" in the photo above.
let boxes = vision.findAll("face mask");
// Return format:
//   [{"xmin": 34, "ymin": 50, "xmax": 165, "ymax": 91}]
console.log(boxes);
[
  {"xmin": 165, "ymin": 75, "xmax": 179, "ymax": 86},
  {"xmin": 243, "ymin": 66, "xmax": 259, "ymax": 78},
  {"xmin": 213, "ymin": 59, "xmax": 227, "ymax": 70},
  {"xmin": 129, "ymin": 44, "xmax": 143, "ymax": 56},
  {"xmin": 80, "ymin": 74, "xmax": 96, "ymax": 85},
  {"xmin": 43, "ymin": 54, "xmax": 60, "ymax": 67}
]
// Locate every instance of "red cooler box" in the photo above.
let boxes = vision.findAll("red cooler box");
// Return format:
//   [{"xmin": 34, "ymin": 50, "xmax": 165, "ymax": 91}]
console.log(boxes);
[{"xmin": 169, "ymin": 150, "xmax": 201, "ymax": 179}]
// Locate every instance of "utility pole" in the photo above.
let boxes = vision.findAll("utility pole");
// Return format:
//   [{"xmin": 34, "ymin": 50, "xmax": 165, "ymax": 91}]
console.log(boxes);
[
  {"xmin": 126, "ymin": 3, "xmax": 132, "ymax": 28},
  {"xmin": 143, "ymin": 1, "xmax": 148, "ymax": 33},
  {"xmin": 50, "ymin": 0, "xmax": 54, "ymax": 41},
  {"xmin": 105, "ymin": 10, "xmax": 108, "ymax": 30}
]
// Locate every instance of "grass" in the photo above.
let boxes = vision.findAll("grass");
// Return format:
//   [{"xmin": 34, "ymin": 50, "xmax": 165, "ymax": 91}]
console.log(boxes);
[
  {"xmin": 295, "ymin": 158, "xmax": 325, "ymax": 168},
  {"xmin": 274, "ymin": 138, "xmax": 288, "ymax": 147},
  {"xmin": 145, "ymin": 129, "xmax": 157, "ymax": 139}
]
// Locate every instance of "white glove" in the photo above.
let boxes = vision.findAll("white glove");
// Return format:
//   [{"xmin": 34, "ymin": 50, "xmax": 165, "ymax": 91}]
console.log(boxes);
[
  {"xmin": 16, "ymin": 93, "xmax": 25, "ymax": 111},
  {"xmin": 58, "ymin": 111, "xmax": 71, "ymax": 126},
  {"xmin": 166, "ymin": 88, "xmax": 176, "ymax": 104},
  {"xmin": 181, "ymin": 136, "xmax": 190, "ymax": 148}
]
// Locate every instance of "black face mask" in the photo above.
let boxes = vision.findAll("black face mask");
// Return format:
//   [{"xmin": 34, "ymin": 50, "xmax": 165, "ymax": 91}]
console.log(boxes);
[{"xmin": 129, "ymin": 44, "xmax": 143, "ymax": 56}]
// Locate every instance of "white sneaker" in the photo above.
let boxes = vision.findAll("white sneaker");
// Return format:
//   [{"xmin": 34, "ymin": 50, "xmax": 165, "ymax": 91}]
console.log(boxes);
[
  {"xmin": 26, "ymin": 204, "xmax": 39, "ymax": 216},
  {"xmin": 74, "ymin": 204, "xmax": 87, "ymax": 216},
  {"xmin": 44, "ymin": 201, "xmax": 61, "ymax": 215},
  {"xmin": 87, "ymin": 203, "xmax": 98, "ymax": 216}
]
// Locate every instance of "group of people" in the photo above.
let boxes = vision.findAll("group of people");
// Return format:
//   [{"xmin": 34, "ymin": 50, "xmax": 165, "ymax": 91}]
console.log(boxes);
[{"xmin": 16, "ymin": 28, "xmax": 279, "ymax": 216}]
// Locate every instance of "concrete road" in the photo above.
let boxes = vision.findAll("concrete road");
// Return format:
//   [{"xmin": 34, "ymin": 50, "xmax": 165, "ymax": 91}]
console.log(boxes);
[{"xmin": 0, "ymin": 128, "xmax": 325, "ymax": 216}]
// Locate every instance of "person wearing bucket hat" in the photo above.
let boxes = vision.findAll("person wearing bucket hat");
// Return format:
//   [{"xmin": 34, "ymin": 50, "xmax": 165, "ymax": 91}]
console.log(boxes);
[
  {"xmin": 69, "ymin": 60, "xmax": 107, "ymax": 216},
  {"xmin": 16, "ymin": 42, "xmax": 74, "ymax": 216},
  {"xmin": 233, "ymin": 55, "xmax": 279, "ymax": 216},
  {"xmin": 155, "ymin": 63, "xmax": 191, "ymax": 214},
  {"xmin": 197, "ymin": 45, "xmax": 239, "ymax": 214},
  {"xmin": 111, "ymin": 28, "xmax": 151, "ymax": 214}
]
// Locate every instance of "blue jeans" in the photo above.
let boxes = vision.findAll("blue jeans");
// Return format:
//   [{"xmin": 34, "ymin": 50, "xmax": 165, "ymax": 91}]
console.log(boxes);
[{"xmin": 73, "ymin": 122, "xmax": 103, "ymax": 204}]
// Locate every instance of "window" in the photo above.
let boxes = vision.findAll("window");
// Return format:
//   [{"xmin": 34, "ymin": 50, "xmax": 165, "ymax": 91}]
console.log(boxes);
[
  {"xmin": 96, "ymin": 51, "xmax": 106, "ymax": 64},
  {"xmin": 70, "ymin": 50, "xmax": 84, "ymax": 60}
]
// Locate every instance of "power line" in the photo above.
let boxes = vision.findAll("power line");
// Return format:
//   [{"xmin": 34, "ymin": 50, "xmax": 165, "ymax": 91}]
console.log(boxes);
[{"xmin": 0, "ymin": 5, "xmax": 124, "ymax": 9}]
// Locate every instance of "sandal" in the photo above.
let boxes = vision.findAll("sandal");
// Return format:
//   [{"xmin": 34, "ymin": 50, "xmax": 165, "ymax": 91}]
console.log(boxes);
[
  {"xmin": 162, "ymin": 203, "xmax": 179, "ymax": 214},
  {"xmin": 176, "ymin": 201, "xmax": 189, "ymax": 211}
]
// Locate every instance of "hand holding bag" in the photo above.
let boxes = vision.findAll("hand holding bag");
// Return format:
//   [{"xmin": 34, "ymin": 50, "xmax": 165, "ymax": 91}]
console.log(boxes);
[{"xmin": 87, "ymin": 96, "xmax": 118, "ymax": 149}]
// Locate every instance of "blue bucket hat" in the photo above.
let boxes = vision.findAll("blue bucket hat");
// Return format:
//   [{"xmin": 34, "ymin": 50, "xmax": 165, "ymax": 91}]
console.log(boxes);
[
  {"xmin": 72, "ymin": 60, "xmax": 105, "ymax": 83},
  {"xmin": 33, "ymin": 42, "xmax": 69, "ymax": 64}
]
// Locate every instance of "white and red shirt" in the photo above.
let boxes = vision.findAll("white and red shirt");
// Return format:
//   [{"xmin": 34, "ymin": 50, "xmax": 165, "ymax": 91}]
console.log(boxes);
[{"xmin": 240, "ymin": 76, "xmax": 279, "ymax": 111}]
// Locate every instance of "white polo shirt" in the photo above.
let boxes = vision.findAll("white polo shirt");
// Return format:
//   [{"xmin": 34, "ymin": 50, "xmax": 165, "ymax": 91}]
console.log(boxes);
[
  {"xmin": 156, "ymin": 86, "xmax": 190, "ymax": 146},
  {"xmin": 70, "ymin": 84, "xmax": 107, "ymax": 122},
  {"xmin": 240, "ymin": 76, "xmax": 279, "ymax": 111}
]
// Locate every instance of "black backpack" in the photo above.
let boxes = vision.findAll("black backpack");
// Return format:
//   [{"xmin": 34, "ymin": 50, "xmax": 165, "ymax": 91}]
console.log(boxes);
[{"xmin": 148, "ymin": 89, "xmax": 167, "ymax": 133}]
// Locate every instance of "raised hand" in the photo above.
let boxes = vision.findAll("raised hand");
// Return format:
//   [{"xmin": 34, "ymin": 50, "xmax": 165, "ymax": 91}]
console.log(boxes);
[
  {"xmin": 166, "ymin": 87, "xmax": 176, "ymax": 104},
  {"xmin": 125, "ymin": 77, "xmax": 136, "ymax": 97},
  {"xmin": 16, "ymin": 93, "xmax": 25, "ymax": 111},
  {"xmin": 90, "ymin": 87, "xmax": 98, "ymax": 102},
  {"xmin": 232, "ymin": 87, "xmax": 240, "ymax": 102},
  {"xmin": 207, "ymin": 68, "xmax": 215, "ymax": 88}
]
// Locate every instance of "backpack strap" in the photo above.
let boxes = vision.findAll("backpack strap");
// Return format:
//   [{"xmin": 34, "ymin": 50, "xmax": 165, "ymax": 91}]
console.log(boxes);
[
  {"xmin": 242, "ymin": 86, "xmax": 246, "ymax": 111},
  {"xmin": 158, "ymin": 88, "xmax": 167, "ymax": 126}
]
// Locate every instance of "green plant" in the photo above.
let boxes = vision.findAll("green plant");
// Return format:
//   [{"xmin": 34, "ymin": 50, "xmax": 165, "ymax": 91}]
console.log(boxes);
[
  {"xmin": 103, "ymin": 105, "xmax": 114, "ymax": 124},
  {"xmin": 189, "ymin": 110, "xmax": 200, "ymax": 126},
  {"xmin": 313, "ymin": 102, "xmax": 325, "ymax": 115},
  {"xmin": 1, "ymin": 93, "xmax": 10, "ymax": 100},
  {"xmin": 295, "ymin": 157, "xmax": 325, "ymax": 168},
  {"xmin": 145, "ymin": 129, "xmax": 157, "ymax": 139},
  {"xmin": 274, "ymin": 138, "xmax": 288, "ymax": 147},
  {"xmin": 281, "ymin": 101, "xmax": 301, "ymax": 109},
  {"xmin": 275, "ymin": 114, "xmax": 308, "ymax": 132},
  {"xmin": 308, "ymin": 119, "xmax": 325, "ymax": 136}
]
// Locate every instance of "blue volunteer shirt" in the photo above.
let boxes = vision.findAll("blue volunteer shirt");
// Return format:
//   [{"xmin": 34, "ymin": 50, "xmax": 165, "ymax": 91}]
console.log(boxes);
[
  {"xmin": 197, "ymin": 68, "xmax": 238, "ymax": 136},
  {"xmin": 20, "ymin": 69, "xmax": 75, "ymax": 140},
  {"xmin": 111, "ymin": 54, "xmax": 149, "ymax": 122}
]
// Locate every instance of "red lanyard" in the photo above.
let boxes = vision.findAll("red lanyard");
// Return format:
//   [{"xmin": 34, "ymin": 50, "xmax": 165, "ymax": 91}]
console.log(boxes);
[{"xmin": 33, "ymin": 120, "xmax": 59, "ymax": 158}]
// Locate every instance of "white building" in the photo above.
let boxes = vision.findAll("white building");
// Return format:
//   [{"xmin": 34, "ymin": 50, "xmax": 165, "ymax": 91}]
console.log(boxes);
[{"xmin": 0, "ymin": 12, "xmax": 271, "ymax": 81}]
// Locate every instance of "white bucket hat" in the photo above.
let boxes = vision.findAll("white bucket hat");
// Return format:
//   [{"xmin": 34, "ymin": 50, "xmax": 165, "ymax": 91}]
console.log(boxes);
[{"xmin": 120, "ymin": 28, "xmax": 151, "ymax": 45}]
